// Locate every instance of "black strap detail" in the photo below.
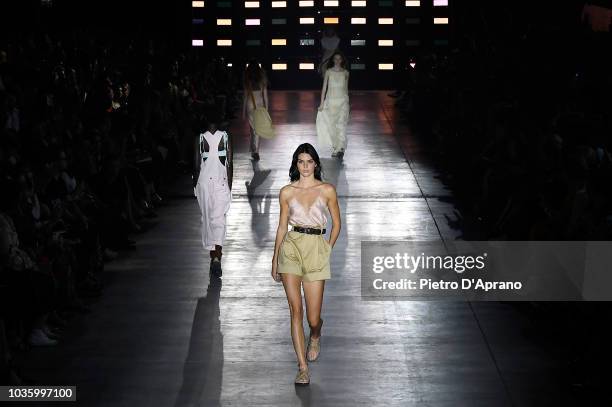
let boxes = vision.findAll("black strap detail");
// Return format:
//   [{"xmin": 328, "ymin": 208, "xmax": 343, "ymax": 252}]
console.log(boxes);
[{"xmin": 292, "ymin": 226, "xmax": 326, "ymax": 235}]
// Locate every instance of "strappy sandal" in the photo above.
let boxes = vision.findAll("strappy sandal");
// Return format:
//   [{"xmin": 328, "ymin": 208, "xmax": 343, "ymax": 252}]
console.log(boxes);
[
  {"xmin": 307, "ymin": 336, "xmax": 321, "ymax": 362},
  {"xmin": 294, "ymin": 366, "xmax": 310, "ymax": 386},
  {"xmin": 307, "ymin": 319, "xmax": 323, "ymax": 362}
]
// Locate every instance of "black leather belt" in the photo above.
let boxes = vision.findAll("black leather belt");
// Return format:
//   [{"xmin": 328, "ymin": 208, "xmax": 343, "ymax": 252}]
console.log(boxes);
[{"xmin": 292, "ymin": 226, "xmax": 326, "ymax": 235}]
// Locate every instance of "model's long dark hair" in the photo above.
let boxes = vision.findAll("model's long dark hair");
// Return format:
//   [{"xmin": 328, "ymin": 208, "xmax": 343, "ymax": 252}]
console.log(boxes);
[
  {"xmin": 289, "ymin": 143, "xmax": 323, "ymax": 182},
  {"xmin": 244, "ymin": 60, "xmax": 267, "ymax": 91},
  {"xmin": 326, "ymin": 50, "xmax": 347, "ymax": 70}
]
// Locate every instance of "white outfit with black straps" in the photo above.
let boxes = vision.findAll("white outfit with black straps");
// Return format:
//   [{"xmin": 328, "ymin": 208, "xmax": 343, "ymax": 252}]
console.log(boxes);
[{"xmin": 194, "ymin": 130, "xmax": 231, "ymax": 250}]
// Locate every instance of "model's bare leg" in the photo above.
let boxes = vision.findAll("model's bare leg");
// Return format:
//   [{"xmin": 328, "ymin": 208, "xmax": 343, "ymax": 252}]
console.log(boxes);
[
  {"xmin": 282, "ymin": 273, "xmax": 307, "ymax": 370},
  {"xmin": 303, "ymin": 280, "xmax": 325, "ymax": 360}
]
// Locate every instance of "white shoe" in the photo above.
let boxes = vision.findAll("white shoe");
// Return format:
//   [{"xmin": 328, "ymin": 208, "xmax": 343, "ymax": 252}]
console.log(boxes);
[{"xmin": 28, "ymin": 328, "xmax": 58, "ymax": 346}]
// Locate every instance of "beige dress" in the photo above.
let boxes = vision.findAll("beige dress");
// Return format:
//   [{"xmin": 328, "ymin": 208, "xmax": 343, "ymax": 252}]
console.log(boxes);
[{"xmin": 316, "ymin": 69, "xmax": 350, "ymax": 153}]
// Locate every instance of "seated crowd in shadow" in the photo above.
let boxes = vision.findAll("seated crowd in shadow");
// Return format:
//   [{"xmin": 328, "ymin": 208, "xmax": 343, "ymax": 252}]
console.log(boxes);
[
  {"xmin": 389, "ymin": 2, "xmax": 612, "ymax": 397},
  {"xmin": 0, "ymin": 30, "xmax": 239, "ymax": 385}
]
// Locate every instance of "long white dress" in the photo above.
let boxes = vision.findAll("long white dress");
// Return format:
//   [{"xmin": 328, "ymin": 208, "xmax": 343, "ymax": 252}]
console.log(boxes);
[
  {"xmin": 194, "ymin": 130, "xmax": 232, "ymax": 250},
  {"xmin": 316, "ymin": 69, "xmax": 350, "ymax": 153}
]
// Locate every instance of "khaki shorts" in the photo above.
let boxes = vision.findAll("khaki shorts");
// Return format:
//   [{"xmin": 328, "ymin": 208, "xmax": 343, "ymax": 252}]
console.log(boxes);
[{"xmin": 278, "ymin": 231, "xmax": 332, "ymax": 282}]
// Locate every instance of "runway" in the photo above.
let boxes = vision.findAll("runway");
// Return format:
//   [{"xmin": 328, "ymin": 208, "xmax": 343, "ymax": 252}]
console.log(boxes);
[{"xmin": 22, "ymin": 91, "xmax": 574, "ymax": 406}]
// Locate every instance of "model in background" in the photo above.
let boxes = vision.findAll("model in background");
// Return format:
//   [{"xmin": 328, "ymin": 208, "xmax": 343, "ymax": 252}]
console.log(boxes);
[
  {"xmin": 242, "ymin": 61, "xmax": 269, "ymax": 161},
  {"xmin": 318, "ymin": 27, "xmax": 340, "ymax": 76},
  {"xmin": 316, "ymin": 52, "xmax": 350, "ymax": 159},
  {"xmin": 193, "ymin": 114, "xmax": 232, "ymax": 278}
]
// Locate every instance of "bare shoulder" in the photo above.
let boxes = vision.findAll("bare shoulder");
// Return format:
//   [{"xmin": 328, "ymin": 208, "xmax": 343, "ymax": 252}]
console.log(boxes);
[
  {"xmin": 279, "ymin": 184, "xmax": 294, "ymax": 201},
  {"xmin": 320, "ymin": 182, "xmax": 337, "ymax": 198}
]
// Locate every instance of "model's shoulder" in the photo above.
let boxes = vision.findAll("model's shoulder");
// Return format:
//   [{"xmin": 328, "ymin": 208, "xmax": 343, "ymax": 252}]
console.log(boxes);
[
  {"xmin": 280, "ymin": 184, "xmax": 296, "ymax": 197},
  {"xmin": 320, "ymin": 182, "xmax": 337, "ymax": 196}
]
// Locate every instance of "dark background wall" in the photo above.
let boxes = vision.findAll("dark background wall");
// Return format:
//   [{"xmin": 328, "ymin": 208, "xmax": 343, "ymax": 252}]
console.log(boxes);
[{"xmin": 1, "ymin": 0, "xmax": 609, "ymax": 90}]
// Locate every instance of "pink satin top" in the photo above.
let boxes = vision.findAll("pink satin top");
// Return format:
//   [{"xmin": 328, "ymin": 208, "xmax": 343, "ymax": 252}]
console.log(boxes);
[{"xmin": 288, "ymin": 187, "xmax": 328, "ymax": 228}]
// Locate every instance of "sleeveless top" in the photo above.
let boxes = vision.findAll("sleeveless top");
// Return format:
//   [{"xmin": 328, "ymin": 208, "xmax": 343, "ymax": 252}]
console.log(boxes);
[
  {"xmin": 288, "ymin": 185, "xmax": 328, "ymax": 229},
  {"xmin": 326, "ymin": 69, "xmax": 349, "ymax": 100},
  {"xmin": 199, "ymin": 130, "xmax": 228, "ymax": 161}
]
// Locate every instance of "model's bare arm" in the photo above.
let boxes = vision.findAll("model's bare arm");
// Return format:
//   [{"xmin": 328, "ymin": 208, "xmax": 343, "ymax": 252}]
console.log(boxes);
[
  {"xmin": 324, "ymin": 184, "xmax": 341, "ymax": 248},
  {"xmin": 319, "ymin": 70, "xmax": 329, "ymax": 108},
  {"xmin": 263, "ymin": 84, "xmax": 269, "ymax": 109},
  {"xmin": 272, "ymin": 186, "xmax": 291, "ymax": 280}
]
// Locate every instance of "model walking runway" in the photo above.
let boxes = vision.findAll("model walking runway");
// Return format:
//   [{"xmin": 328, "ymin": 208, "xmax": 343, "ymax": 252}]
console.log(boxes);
[{"xmin": 19, "ymin": 91, "xmax": 572, "ymax": 406}]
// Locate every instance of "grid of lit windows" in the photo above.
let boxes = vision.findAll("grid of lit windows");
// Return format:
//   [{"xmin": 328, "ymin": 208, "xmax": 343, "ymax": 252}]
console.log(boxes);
[{"xmin": 191, "ymin": 0, "xmax": 450, "ymax": 77}]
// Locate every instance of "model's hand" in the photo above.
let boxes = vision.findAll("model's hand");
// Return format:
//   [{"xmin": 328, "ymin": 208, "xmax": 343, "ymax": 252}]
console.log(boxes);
[{"xmin": 271, "ymin": 259, "xmax": 282, "ymax": 282}]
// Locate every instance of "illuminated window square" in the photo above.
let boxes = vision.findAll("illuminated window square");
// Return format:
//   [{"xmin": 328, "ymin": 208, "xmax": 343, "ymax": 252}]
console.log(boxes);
[
  {"xmin": 434, "ymin": 17, "xmax": 449, "ymax": 24},
  {"xmin": 192, "ymin": 1, "xmax": 204, "ymax": 7},
  {"xmin": 192, "ymin": 39, "xmax": 204, "ymax": 46},
  {"xmin": 352, "ymin": 0, "xmax": 366, "ymax": 5},
  {"xmin": 378, "ymin": 39, "xmax": 393, "ymax": 46},
  {"xmin": 272, "ymin": 18, "xmax": 287, "ymax": 24},
  {"xmin": 434, "ymin": 0, "xmax": 448, "ymax": 5},
  {"xmin": 299, "ymin": 0, "xmax": 314, "ymax": 6},
  {"xmin": 272, "ymin": 1, "xmax": 286, "ymax": 6},
  {"xmin": 227, "ymin": 63, "xmax": 233, "ymax": 67},
  {"xmin": 271, "ymin": 38, "xmax": 287, "ymax": 46},
  {"xmin": 351, "ymin": 17, "xmax": 366, "ymax": 24},
  {"xmin": 379, "ymin": 63, "xmax": 393, "ymax": 70},
  {"xmin": 324, "ymin": 0, "xmax": 338, "ymax": 6},
  {"xmin": 272, "ymin": 63, "xmax": 287, "ymax": 70},
  {"xmin": 405, "ymin": 0, "xmax": 419, "ymax": 6},
  {"xmin": 245, "ymin": 18, "xmax": 260, "ymax": 25},
  {"xmin": 379, "ymin": 18, "xmax": 393, "ymax": 24},
  {"xmin": 217, "ymin": 39, "xmax": 232, "ymax": 46},
  {"xmin": 217, "ymin": 19, "xmax": 232, "ymax": 26},
  {"xmin": 300, "ymin": 39, "xmax": 315, "ymax": 45},
  {"xmin": 244, "ymin": 1, "xmax": 259, "ymax": 7},
  {"xmin": 324, "ymin": 17, "xmax": 339, "ymax": 24},
  {"xmin": 299, "ymin": 63, "xmax": 315, "ymax": 70},
  {"xmin": 351, "ymin": 39, "xmax": 366, "ymax": 46},
  {"xmin": 300, "ymin": 17, "xmax": 315, "ymax": 24}
]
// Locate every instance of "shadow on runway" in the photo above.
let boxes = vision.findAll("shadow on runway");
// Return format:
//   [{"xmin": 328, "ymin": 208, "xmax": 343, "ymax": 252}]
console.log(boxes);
[
  {"xmin": 174, "ymin": 277, "xmax": 224, "ymax": 407},
  {"xmin": 295, "ymin": 382, "xmax": 326, "ymax": 406},
  {"xmin": 246, "ymin": 159, "xmax": 274, "ymax": 249}
]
